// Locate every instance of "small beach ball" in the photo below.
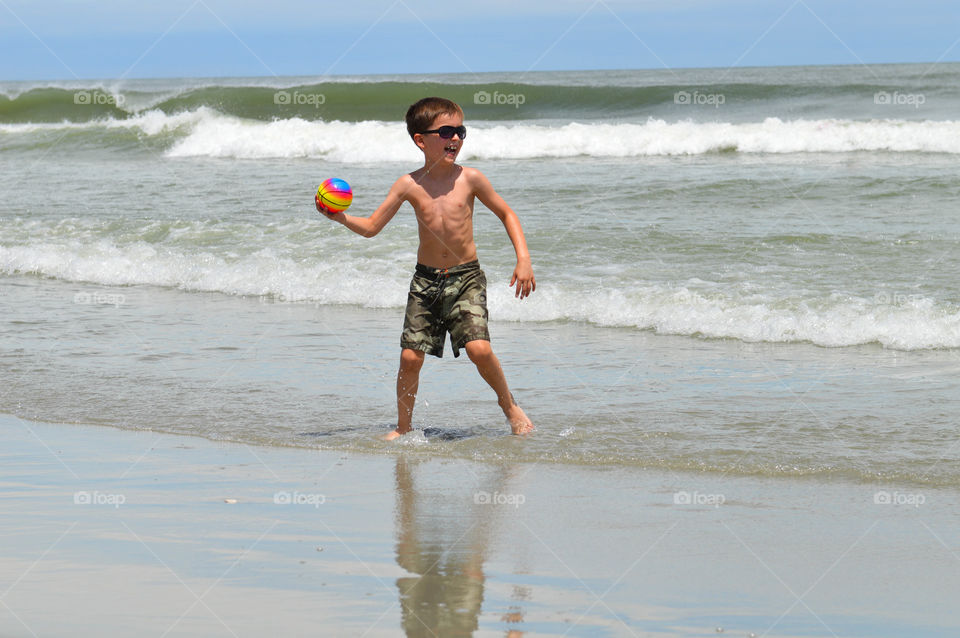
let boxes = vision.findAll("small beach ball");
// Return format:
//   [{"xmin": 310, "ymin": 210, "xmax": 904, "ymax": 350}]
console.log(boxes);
[{"xmin": 317, "ymin": 178, "xmax": 353, "ymax": 213}]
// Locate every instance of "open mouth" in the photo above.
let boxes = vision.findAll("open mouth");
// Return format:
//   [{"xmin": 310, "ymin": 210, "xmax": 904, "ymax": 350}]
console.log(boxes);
[{"xmin": 444, "ymin": 143, "xmax": 459, "ymax": 154}]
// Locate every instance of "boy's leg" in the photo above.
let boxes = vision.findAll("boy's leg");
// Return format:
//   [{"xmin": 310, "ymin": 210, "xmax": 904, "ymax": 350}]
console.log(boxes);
[
  {"xmin": 385, "ymin": 348, "xmax": 425, "ymax": 440},
  {"xmin": 464, "ymin": 339, "xmax": 534, "ymax": 435}
]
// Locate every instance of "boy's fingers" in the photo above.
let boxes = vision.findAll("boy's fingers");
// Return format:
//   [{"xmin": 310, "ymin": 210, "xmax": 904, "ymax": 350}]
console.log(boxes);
[
  {"xmin": 316, "ymin": 198, "xmax": 342, "ymax": 221},
  {"xmin": 511, "ymin": 275, "xmax": 534, "ymax": 299},
  {"xmin": 315, "ymin": 195, "xmax": 331, "ymax": 214},
  {"xmin": 510, "ymin": 270, "xmax": 535, "ymax": 299}
]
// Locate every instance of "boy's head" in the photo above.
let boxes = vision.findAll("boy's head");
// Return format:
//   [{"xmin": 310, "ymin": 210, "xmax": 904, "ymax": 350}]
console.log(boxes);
[{"xmin": 405, "ymin": 97, "xmax": 463, "ymax": 140}]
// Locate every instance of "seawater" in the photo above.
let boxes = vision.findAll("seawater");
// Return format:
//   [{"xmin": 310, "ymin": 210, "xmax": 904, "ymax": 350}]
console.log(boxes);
[{"xmin": 2, "ymin": 65, "xmax": 959, "ymax": 484}]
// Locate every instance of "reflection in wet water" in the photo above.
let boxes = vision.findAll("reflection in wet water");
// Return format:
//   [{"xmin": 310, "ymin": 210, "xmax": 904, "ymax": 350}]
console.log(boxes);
[{"xmin": 393, "ymin": 456, "xmax": 526, "ymax": 637}]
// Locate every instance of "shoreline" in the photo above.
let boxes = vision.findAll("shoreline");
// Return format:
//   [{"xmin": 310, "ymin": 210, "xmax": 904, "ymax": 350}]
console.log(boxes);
[
  {"xmin": 5, "ymin": 274, "xmax": 960, "ymax": 488},
  {"xmin": 9, "ymin": 407, "xmax": 954, "ymax": 490},
  {"xmin": 3, "ymin": 415, "xmax": 959, "ymax": 637}
]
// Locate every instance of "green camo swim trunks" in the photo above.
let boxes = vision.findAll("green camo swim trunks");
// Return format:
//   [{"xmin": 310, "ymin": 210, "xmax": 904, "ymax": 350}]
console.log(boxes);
[{"xmin": 400, "ymin": 260, "xmax": 490, "ymax": 358}]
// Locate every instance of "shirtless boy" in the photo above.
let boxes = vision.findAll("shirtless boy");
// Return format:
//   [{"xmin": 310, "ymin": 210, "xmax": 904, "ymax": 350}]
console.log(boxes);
[{"xmin": 316, "ymin": 97, "xmax": 535, "ymax": 439}]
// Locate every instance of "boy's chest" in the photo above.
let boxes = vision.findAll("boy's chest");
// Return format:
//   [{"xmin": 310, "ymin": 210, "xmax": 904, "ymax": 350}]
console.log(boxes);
[{"xmin": 411, "ymin": 189, "xmax": 474, "ymax": 225}]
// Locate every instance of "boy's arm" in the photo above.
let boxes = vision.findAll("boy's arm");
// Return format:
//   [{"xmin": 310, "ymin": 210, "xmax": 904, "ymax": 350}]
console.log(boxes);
[
  {"xmin": 317, "ymin": 176, "xmax": 408, "ymax": 238},
  {"xmin": 468, "ymin": 168, "xmax": 536, "ymax": 299}
]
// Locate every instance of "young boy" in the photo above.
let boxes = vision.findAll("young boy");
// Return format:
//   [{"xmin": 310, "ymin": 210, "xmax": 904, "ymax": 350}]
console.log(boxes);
[{"xmin": 316, "ymin": 97, "xmax": 535, "ymax": 439}]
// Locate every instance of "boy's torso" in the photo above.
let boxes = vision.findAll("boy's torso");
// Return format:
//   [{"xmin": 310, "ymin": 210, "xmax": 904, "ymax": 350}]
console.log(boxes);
[{"xmin": 404, "ymin": 165, "xmax": 478, "ymax": 269}]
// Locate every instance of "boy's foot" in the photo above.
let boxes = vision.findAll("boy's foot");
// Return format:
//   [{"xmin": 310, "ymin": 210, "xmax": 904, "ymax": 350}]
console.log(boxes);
[
  {"xmin": 506, "ymin": 405, "xmax": 534, "ymax": 435},
  {"xmin": 382, "ymin": 427, "xmax": 412, "ymax": 441}
]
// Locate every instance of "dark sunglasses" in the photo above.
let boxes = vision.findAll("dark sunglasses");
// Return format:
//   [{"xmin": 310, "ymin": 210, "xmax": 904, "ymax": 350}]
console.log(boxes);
[{"xmin": 419, "ymin": 125, "xmax": 467, "ymax": 140}]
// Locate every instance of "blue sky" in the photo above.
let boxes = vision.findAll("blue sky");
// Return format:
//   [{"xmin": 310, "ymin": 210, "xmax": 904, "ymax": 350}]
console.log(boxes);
[{"xmin": 1, "ymin": 0, "xmax": 958, "ymax": 80}]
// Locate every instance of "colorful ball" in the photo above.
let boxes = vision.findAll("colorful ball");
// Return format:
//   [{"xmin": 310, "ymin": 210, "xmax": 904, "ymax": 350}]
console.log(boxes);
[{"xmin": 317, "ymin": 178, "xmax": 353, "ymax": 213}]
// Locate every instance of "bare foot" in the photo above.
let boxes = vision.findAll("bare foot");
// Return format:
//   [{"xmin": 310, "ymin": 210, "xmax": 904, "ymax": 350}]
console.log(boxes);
[
  {"xmin": 382, "ymin": 428, "xmax": 411, "ymax": 441},
  {"xmin": 506, "ymin": 404, "xmax": 534, "ymax": 435}
]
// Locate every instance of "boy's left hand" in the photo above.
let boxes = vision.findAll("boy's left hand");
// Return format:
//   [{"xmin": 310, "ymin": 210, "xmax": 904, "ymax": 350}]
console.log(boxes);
[{"xmin": 510, "ymin": 262, "xmax": 536, "ymax": 299}]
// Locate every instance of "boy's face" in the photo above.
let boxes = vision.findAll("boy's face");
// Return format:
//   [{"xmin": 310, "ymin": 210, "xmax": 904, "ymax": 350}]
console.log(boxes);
[{"xmin": 414, "ymin": 111, "xmax": 464, "ymax": 165}]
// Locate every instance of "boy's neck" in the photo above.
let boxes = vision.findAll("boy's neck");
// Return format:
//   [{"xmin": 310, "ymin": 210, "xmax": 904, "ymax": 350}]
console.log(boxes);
[{"xmin": 422, "ymin": 160, "xmax": 459, "ymax": 179}]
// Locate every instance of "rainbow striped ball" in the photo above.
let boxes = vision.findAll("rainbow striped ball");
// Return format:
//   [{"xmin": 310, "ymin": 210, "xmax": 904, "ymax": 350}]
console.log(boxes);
[{"xmin": 317, "ymin": 178, "xmax": 353, "ymax": 213}]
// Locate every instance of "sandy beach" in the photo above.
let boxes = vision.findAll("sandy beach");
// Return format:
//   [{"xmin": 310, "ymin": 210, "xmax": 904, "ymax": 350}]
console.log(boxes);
[{"xmin": 2, "ymin": 415, "xmax": 958, "ymax": 637}]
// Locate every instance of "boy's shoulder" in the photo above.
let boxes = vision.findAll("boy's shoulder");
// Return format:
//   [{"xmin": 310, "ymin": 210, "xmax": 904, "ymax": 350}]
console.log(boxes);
[
  {"xmin": 401, "ymin": 165, "xmax": 486, "ymax": 186},
  {"xmin": 449, "ymin": 165, "xmax": 488, "ymax": 188},
  {"xmin": 388, "ymin": 172, "xmax": 421, "ymax": 196},
  {"xmin": 459, "ymin": 165, "xmax": 483, "ymax": 180},
  {"xmin": 460, "ymin": 165, "xmax": 493, "ymax": 191}
]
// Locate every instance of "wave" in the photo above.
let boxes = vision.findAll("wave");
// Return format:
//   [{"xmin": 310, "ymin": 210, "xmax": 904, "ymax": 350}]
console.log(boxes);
[
  {"xmin": 0, "ymin": 81, "xmax": 682, "ymax": 123},
  {"xmin": 3, "ymin": 218, "xmax": 960, "ymax": 351},
  {"xmin": 5, "ymin": 108, "xmax": 960, "ymax": 160},
  {"xmin": 1, "ymin": 73, "xmax": 952, "ymax": 123}
]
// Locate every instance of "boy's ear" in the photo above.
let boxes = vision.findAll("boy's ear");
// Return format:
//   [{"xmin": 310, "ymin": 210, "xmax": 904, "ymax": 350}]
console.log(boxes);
[{"xmin": 412, "ymin": 133, "xmax": 426, "ymax": 150}]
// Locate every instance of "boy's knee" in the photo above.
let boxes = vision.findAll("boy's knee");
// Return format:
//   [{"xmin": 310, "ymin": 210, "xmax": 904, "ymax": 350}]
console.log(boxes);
[
  {"xmin": 399, "ymin": 348, "xmax": 425, "ymax": 371},
  {"xmin": 465, "ymin": 340, "xmax": 493, "ymax": 363}
]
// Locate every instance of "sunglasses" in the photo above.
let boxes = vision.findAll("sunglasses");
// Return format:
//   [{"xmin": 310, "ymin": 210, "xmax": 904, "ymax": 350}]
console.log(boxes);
[{"xmin": 419, "ymin": 125, "xmax": 467, "ymax": 140}]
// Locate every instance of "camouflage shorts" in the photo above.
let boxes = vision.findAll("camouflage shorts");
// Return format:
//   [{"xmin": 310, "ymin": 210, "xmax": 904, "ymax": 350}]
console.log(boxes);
[{"xmin": 400, "ymin": 260, "xmax": 490, "ymax": 358}]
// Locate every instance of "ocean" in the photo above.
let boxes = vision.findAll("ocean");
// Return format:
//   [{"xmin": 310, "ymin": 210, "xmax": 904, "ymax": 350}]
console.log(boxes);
[{"xmin": 3, "ymin": 64, "xmax": 960, "ymax": 486}]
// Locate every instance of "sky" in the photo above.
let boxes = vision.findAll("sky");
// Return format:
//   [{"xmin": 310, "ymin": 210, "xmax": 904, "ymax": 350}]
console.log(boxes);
[{"xmin": 1, "ymin": 0, "xmax": 958, "ymax": 81}]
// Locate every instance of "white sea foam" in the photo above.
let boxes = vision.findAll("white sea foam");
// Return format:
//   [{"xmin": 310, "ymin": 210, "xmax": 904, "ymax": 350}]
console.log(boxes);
[
  {"xmin": 164, "ymin": 114, "xmax": 960, "ymax": 160},
  {"xmin": 0, "ymin": 239, "xmax": 407, "ymax": 309},
  {"xmin": 0, "ymin": 107, "xmax": 207, "ymax": 136},
  {"xmin": 3, "ymin": 236, "xmax": 959, "ymax": 351},
  {"xmin": 492, "ymin": 285, "xmax": 960, "ymax": 350},
  {"xmin": 6, "ymin": 109, "xmax": 960, "ymax": 159},
  {"xmin": 165, "ymin": 115, "xmax": 415, "ymax": 162}
]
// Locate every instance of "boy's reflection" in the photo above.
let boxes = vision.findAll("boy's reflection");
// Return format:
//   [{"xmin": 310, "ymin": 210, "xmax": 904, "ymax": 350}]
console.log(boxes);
[{"xmin": 393, "ymin": 455, "xmax": 526, "ymax": 637}]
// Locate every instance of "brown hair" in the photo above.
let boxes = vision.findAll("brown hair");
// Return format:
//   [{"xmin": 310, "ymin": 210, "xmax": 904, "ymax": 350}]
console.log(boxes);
[{"xmin": 405, "ymin": 97, "xmax": 463, "ymax": 140}]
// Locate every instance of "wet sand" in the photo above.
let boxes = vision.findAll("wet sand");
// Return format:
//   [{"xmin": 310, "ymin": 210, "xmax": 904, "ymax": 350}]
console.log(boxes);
[{"xmin": 2, "ymin": 415, "xmax": 958, "ymax": 637}]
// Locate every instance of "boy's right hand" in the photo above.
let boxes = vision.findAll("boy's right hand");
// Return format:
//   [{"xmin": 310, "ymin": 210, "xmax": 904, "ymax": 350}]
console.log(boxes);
[{"xmin": 315, "ymin": 195, "xmax": 341, "ymax": 221}]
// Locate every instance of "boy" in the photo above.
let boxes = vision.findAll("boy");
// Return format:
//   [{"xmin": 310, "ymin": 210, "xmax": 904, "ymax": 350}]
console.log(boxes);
[{"xmin": 316, "ymin": 97, "xmax": 535, "ymax": 439}]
